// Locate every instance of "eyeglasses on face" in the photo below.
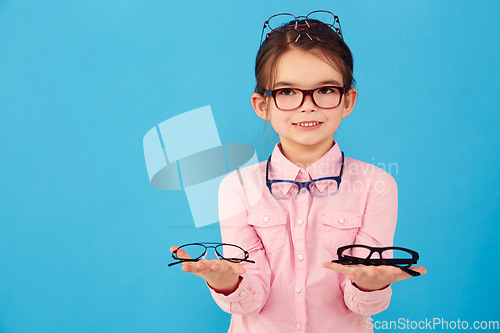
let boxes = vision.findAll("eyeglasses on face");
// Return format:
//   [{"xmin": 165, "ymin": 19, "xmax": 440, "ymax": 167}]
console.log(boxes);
[
  {"xmin": 168, "ymin": 242, "xmax": 255, "ymax": 267},
  {"xmin": 264, "ymin": 86, "xmax": 346, "ymax": 111},
  {"xmin": 266, "ymin": 151, "xmax": 344, "ymax": 200},
  {"xmin": 331, "ymin": 244, "xmax": 421, "ymax": 277},
  {"xmin": 260, "ymin": 10, "xmax": 343, "ymax": 46}
]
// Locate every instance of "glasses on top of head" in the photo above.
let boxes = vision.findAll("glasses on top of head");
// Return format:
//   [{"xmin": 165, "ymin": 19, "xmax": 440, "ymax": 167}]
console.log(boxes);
[
  {"xmin": 331, "ymin": 244, "xmax": 421, "ymax": 277},
  {"xmin": 266, "ymin": 151, "xmax": 344, "ymax": 200},
  {"xmin": 264, "ymin": 86, "xmax": 346, "ymax": 111},
  {"xmin": 260, "ymin": 10, "xmax": 343, "ymax": 46},
  {"xmin": 168, "ymin": 242, "xmax": 255, "ymax": 267}
]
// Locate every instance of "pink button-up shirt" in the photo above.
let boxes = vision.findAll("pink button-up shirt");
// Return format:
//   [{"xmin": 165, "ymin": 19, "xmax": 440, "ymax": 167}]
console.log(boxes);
[{"xmin": 210, "ymin": 141, "xmax": 398, "ymax": 333}]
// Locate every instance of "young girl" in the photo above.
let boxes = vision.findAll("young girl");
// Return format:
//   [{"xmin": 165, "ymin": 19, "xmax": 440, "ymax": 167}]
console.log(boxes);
[{"xmin": 171, "ymin": 10, "xmax": 426, "ymax": 333}]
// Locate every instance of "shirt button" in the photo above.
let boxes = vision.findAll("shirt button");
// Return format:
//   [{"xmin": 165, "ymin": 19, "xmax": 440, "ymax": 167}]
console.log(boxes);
[
  {"xmin": 239, "ymin": 291, "xmax": 246, "ymax": 297},
  {"xmin": 263, "ymin": 216, "xmax": 270, "ymax": 222},
  {"xmin": 338, "ymin": 217, "xmax": 345, "ymax": 224},
  {"xmin": 295, "ymin": 287, "xmax": 302, "ymax": 293},
  {"xmin": 297, "ymin": 254, "xmax": 304, "ymax": 261},
  {"xmin": 297, "ymin": 219, "xmax": 304, "ymax": 226},
  {"xmin": 297, "ymin": 323, "xmax": 302, "ymax": 330}
]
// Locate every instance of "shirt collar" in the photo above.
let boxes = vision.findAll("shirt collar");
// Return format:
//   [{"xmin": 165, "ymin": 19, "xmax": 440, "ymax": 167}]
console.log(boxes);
[{"xmin": 268, "ymin": 141, "xmax": 344, "ymax": 197}]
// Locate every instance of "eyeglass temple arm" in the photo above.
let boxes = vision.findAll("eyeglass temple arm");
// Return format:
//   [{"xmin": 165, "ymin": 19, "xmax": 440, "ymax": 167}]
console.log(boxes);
[
  {"xmin": 168, "ymin": 260, "xmax": 194, "ymax": 267},
  {"xmin": 242, "ymin": 258, "xmax": 255, "ymax": 264},
  {"xmin": 400, "ymin": 267, "xmax": 421, "ymax": 277},
  {"xmin": 260, "ymin": 22, "xmax": 266, "ymax": 45}
]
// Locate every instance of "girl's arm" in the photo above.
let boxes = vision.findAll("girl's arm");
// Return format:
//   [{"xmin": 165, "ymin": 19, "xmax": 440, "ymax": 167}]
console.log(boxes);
[
  {"xmin": 207, "ymin": 169, "xmax": 272, "ymax": 316},
  {"xmin": 341, "ymin": 168, "xmax": 399, "ymax": 315},
  {"xmin": 322, "ymin": 167, "xmax": 402, "ymax": 315}
]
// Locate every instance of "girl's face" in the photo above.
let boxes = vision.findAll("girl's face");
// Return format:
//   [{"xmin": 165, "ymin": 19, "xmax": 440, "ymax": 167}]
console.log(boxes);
[{"xmin": 252, "ymin": 48, "xmax": 357, "ymax": 161}]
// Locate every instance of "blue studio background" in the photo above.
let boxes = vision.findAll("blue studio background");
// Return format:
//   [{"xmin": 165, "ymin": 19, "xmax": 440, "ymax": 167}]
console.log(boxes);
[{"xmin": 1, "ymin": 1, "xmax": 499, "ymax": 332}]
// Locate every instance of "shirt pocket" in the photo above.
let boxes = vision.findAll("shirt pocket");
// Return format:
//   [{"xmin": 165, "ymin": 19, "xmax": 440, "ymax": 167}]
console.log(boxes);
[
  {"xmin": 321, "ymin": 211, "xmax": 362, "ymax": 256},
  {"xmin": 248, "ymin": 211, "xmax": 288, "ymax": 254}
]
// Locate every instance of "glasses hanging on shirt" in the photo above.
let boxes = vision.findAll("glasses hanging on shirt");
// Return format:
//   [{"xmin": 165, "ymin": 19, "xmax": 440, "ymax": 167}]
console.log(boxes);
[
  {"xmin": 266, "ymin": 152, "xmax": 344, "ymax": 200},
  {"xmin": 168, "ymin": 242, "xmax": 255, "ymax": 267},
  {"xmin": 331, "ymin": 244, "xmax": 421, "ymax": 277}
]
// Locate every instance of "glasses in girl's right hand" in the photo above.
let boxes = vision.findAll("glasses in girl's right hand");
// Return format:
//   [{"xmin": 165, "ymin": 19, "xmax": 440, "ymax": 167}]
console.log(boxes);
[
  {"xmin": 331, "ymin": 244, "xmax": 421, "ymax": 277},
  {"xmin": 168, "ymin": 242, "xmax": 255, "ymax": 267}
]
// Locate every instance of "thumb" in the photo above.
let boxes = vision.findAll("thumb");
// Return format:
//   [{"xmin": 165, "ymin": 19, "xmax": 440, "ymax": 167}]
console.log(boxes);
[{"xmin": 170, "ymin": 246, "xmax": 193, "ymax": 260}]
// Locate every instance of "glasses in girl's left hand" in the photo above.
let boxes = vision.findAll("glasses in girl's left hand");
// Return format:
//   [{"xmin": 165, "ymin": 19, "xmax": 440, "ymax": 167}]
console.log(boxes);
[
  {"xmin": 168, "ymin": 242, "xmax": 255, "ymax": 267},
  {"xmin": 331, "ymin": 244, "xmax": 421, "ymax": 277}
]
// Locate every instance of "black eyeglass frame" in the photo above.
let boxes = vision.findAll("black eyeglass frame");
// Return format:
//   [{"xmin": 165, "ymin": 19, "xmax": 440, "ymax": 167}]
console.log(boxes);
[
  {"xmin": 331, "ymin": 244, "xmax": 421, "ymax": 277},
  {"xmin": 168, "ymin": 242, "xmax": 255, "ymax": 267},
  {"xmin": 266, "ymin": 151, "xmax": 344, "ymax": 200},
  {"xmin": 264, "ymin": 86, "xmax": 347, "ymax": 111}
]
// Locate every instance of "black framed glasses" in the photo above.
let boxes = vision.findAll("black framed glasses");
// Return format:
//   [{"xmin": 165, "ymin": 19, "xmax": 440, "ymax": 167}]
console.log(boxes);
[
  {"xmin": 264, "ymin": 86, "xmax": 346, "ymax": 111},
  {"xmin": 331, "ymin": 244, "xmax": 421, "ymax": 277},
  {"xmin": 266, "ymin": 152, "xmax": 344, "ymax": 199},
  {"xmin": 168, "ymin": 242, "xmax": 255, "ymax": 267},
  {"xmin": 260, "ymin": 10, "xmax": 343, "ymax": 46}
]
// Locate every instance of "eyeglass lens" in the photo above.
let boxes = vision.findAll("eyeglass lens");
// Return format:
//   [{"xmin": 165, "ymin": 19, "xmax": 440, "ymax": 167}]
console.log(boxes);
[
  {"xmin": 270, "ymin": 179, "xmax": 339, "ymax": 199},
  {"xmin": 273, "ymin": 87, "xmax": 342, "ymax": 110},
  {"xmin": 267, "ymin": 13, "xmax": 296, "ymax": 30},
  {"xmin": 267, "ymin": 11, "xmax": 336, "ymax": 31}
]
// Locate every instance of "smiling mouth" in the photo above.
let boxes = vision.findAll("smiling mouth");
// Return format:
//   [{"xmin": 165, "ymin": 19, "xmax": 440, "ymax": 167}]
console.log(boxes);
[{"xmin": 293, "ymin": 121, "xmax": 322, "ymax": 127}]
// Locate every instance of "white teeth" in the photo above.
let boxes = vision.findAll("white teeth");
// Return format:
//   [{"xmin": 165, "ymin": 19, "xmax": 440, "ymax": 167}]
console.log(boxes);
[{"xmin": 296, "ymin": 122, "xmax": 320, "ymax": 127}]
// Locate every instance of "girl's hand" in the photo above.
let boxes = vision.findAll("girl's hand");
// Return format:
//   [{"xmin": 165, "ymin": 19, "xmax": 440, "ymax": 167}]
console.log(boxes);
[
  {"xmin": 170, "ymin": 246, "xmax": 245, "ymax": 295},
  {"xmin": 322, "ymin": 262, "xmax": 427, "ymax": 291}
]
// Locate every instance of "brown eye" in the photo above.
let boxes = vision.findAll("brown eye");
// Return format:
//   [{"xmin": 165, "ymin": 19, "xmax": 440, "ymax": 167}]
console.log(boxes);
[
  {"xmin": 277, "ymin": 89, "xmax": 296, "ymax": 96},
  {"xmin": 318, "ymin": 87, "xmax": 335, "ymax": 94}
]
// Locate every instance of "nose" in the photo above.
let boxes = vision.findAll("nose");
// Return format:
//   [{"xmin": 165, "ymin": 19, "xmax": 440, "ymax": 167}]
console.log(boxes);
[{"xmin": 300, "ymin": 92, "xmax": 317, "ymax": 111}]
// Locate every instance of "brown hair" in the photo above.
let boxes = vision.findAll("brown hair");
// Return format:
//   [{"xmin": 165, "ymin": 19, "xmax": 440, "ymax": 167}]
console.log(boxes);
[{"xmin": 255, "ymin": 19, "xmax": 355, "ymax": 94}]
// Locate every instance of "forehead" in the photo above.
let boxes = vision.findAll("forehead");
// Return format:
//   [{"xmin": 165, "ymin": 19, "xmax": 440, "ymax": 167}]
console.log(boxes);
[{"xmin": 273, "ymin": 48, "xmax": 344, "ymax": 87}]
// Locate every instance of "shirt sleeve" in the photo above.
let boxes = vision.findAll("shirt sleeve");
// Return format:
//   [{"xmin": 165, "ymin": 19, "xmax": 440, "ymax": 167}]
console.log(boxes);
[
  {"xmin": 208, "ymin": 169, "xmax": 272, "ymax": 316},
  {"xmin": 342, "ymin": 167, "xmax": 398, "ymax": 315}
]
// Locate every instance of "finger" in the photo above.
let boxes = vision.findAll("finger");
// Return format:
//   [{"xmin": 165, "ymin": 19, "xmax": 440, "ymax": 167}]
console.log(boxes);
[
  {"xmin": 196, "ymin": 260, "xmax": 213, "ymax": 273},
  {"xmin": 229, "ymin": 262, "xmax": 246, "ymax": 275},
  {"xmin": 368, "ymin": 266, "xmax": 381, "ymax": 277},
  {"xmin": 176, "ymin": 248, "xmax": 192, "ymax": 260},
  {"xmin": 169, "ymin": 246, "xmax": 179, "ymax": 253},
  {"xmin": 348, "ymin": 266, "xmax": 383, "ymax": 282},
  {"xmin": 182, "ymin": 260, "xmax": 218, "ymax": 278},
  {"xmin": 181, "ymin": 261, "xmax": 197, "ymax": 273},
  {"xmin": 372, "ymin": 266, "xmax": 409, "ymax": 283},
  {"xmin": 349, "ymin": 266, "xmax": 378, "ymax": 282},
  {"xmin": 413, "ymin": 266, "xmax": 427, "ymax": 275},
  {"xmin": 212, "ymin": 261, "xmax": 246, "ymax": 275},
  {"xmin": 385, "ymin": 265, "xmax": 422, "ymax": 280},
  {"xmin": 210, "ymin": 261, "xmax": 227, "ymax": 272},
  {"xmin": 322, "ymin": 262, "xmax": 355, "ymax": 276},
  {"xmin": 407, "ymin": 266, "xmax": 427, "ymax": 276},
  {"xmin": 235, "ymin": 265, "xmax": 246, "ymax": 275}
]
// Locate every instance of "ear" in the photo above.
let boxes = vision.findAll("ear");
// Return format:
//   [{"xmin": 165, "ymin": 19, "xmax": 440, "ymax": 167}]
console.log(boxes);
[
  {"xmin": 251, "ymin": 92, "xmax": 269, "ymax": 120},
  {"xmin": 341, "ymin": 87, "xmax": 357, "ymax": 119}
]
